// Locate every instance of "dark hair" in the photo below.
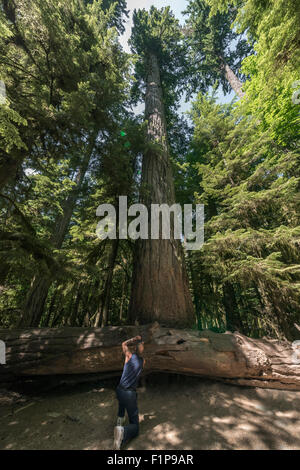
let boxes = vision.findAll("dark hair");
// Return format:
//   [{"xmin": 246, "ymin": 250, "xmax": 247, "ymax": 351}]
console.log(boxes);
[{"xmin": 135, "ymin": 340, "xmax": 144, "ymax": 354}]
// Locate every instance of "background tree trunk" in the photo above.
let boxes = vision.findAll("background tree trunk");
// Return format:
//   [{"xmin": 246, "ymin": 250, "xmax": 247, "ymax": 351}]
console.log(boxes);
[
  {"xmin": 20, "ymin": 277, "xmax": 52, "ymax": 327},
  {"xmin": 188, "ymin": 252, "xmax": 202, "ymax": 330},
  {"xmin": 223, "ymin": 281, "xmax": 244, "ymax": 333},
  {"xmin": 1, "ymin": 322, "xmax": 299, "ymax": 391},
  {"xmin": 94, "ymin": 238, "xmax": 120, "ymax": 327},
  {"xmin": 129, "ymin": 52, "xmax": 195, "ymax": 328},
  {"xmin": 220, "ymin": 58, "xmax": 245, "ymax": 99}
]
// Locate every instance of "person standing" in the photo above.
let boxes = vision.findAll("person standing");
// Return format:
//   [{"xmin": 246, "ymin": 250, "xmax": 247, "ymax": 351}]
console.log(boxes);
[{"xmin": 113, "ymin": 335, "xmax": 145, "ymax": 450}]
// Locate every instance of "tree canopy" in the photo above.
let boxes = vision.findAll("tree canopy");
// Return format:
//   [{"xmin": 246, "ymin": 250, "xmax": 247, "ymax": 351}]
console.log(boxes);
[{"xmin": 0, "ymin": 0, "xmax": 299, "ymax": 341}]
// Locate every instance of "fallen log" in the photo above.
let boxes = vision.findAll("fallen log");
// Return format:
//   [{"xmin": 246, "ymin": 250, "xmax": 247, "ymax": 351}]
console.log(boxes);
[{"xmin": 0, "ymin": 322, "xmax": 299, "ymax": 390}]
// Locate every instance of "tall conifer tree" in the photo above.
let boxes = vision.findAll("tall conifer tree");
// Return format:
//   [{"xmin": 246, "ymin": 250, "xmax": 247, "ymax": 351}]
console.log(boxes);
[{"xmin": 129, "ymin": 7, "xmax": 195, "ymax": 328}]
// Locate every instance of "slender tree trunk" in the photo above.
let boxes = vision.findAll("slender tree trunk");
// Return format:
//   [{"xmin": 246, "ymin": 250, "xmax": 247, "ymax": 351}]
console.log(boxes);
[
  {"xmin": 223, "ymin": 281, "xmax": 244, "ymax": 333},
  {"xmin": 51, "ymin": 306, "xmax": 65, "ymax": 327},
  {"xmin": 68, "ymin": 284, "xmax": 83, "ymax": 326},
  {"xmin": 41, "ymin": 287, "xmax": 57, "ymax": 327},
  {"xmin": 129, "ymin": 53, "xmax": 195, "ymax": 328},
  {"xmin": 20, "ymin": 277, "xmax": 52, "ymax": 327},
  {"xmin": 220, "ymin": 59, "xmax": 245, "ymax": 99},
  {"xmin": 94, "ymin": 238, "xmax": 119, "ymax": 327},
  {"xmin": 119, "ymin": 273, "xmax": 127, "ymax": 322},
  {"xmin": 19, "ymin": 133, "xmax": 97, "ymax": 327},
  {"xmin": 188, "ymin": 252, "xmax": 202, "ymax": 330},
  {"xmin": 49, "ymin": 291, "xmax": 64, "ymax": 327},
  {"xmin": 78, "ymin": 283, "xmax": 93, "ymax": 326}
]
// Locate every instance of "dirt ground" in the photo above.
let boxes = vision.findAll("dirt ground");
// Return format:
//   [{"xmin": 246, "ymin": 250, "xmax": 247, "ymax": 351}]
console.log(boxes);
[{"xmin": 1, "ymin": 374, "xmax": 300, "ymax": 450}]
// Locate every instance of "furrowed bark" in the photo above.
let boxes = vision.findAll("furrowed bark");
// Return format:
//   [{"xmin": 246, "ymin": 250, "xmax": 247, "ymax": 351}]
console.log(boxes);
[
  {"xmin": 221, "ymin": 61, "xmax": 245, "ymax": 99},
  {"xmin": 0, "ymin": 322, "xmax": 299, "ymax": 391},
  {"xmin": 129, "ymin": 52, "xmax": 195, "ymax": 328}
]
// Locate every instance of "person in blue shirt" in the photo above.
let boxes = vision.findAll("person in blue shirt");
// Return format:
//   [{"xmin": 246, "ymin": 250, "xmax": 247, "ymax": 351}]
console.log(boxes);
[{"xmin": 114, "ymin": 334, "xmax": 145, "ymax": 450}]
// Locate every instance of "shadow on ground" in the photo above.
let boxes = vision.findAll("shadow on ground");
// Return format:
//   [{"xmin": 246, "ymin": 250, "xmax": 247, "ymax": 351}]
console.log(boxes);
[{"xmin": 0, "ymin": 373, "xmax": 300, "ymax": 450}]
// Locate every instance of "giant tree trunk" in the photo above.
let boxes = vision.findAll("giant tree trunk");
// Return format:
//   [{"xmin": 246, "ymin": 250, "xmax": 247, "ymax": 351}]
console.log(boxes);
[
  {"xmin": 19, "ymin": 133, "xmax": 97, "ymax": 327},
  {"xmin": 0, "ymin": 322, "xmax": 299, "ymax": 391},
  {"xmin": 129, "ymin": 52, "xmax": 195, "ymax": 328}
]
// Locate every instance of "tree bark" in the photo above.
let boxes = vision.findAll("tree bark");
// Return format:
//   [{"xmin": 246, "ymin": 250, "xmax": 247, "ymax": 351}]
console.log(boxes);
[
  {"xmin": 94, "ymin": 238, "xmax": 120, "ymax": 327},
  {"xmin": 20, "ymin": 277, "xmax": 52, "ymax": 328},
  {"xmin": 223, "ymin": 281, "xmax": 244, "ymax": 333},
  {"xmin": 0, "ymin": 322, "xmax": 299, "ymax": 391},
  {"xmin": 68, "ymin": 283, "xmax": 83, "ymax": 327},
  {"xmin": 220, "ymin": 60, "xmax": 245, "ymax": 99},
  {"xmin": 129, "ymin": 52, "xmax": 195, "ymax": 328},
  {"xmin": 187, "ymin": 252, "xmax": 202, "ymax": 330},
  {"xmin": 41, "ymin": 287, "xmax": 57, "ymax": 327}
]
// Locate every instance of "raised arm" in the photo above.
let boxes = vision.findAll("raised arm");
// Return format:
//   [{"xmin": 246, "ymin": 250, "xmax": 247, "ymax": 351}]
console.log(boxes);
[{"xmin": 122, "ymin": 335, "xmax": 141, "ymax": 362}]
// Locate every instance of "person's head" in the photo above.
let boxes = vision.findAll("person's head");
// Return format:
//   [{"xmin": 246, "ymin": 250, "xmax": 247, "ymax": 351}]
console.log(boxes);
[{"xmin": 135, "ymin": 340, "xmax": 144, "ymax": 356}]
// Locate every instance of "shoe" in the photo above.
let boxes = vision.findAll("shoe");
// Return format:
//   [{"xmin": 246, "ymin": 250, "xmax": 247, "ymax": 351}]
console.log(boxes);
[
  {"xmin": 117, "ymin": 416, "xmax": 126, "ymax": 426},
  {"xmin": 114, "ymin": 426, "xmax": 124, "ymax": 450}
]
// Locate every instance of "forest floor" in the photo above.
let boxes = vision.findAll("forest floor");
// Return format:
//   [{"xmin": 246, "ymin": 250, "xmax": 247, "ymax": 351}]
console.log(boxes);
[{"xmin": 0, "ymin": 374, "xmax": 300, "ymax": 450}]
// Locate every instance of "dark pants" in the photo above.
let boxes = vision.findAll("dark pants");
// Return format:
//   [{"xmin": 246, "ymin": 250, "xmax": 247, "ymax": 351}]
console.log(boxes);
[{"xmin": 116, "ymin": 386, "xmax": 139, "ymax": 444}]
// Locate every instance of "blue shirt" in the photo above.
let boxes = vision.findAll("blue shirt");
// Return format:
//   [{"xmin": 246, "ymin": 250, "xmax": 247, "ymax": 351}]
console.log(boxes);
[{"xmin": 119, "ymin": 353, "xmax": 144, "ymax": 390}]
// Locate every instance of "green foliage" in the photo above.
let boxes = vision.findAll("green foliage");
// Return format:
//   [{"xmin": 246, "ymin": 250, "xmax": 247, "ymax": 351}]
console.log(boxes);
[
  {"xmin": 183, "ymin": 0, "xmax": 252, "ymax": 95},
  {"xmin": 130, "ymin": 6, "xmax": 187, "ymax": 113},
  {"xmin": 0, "ymin": 0, "xmax": 131, "ymax": 186},
  {"xmin": 0, "ymin": 0, "xmax": 132, "ymax": 327},
  {"xmin": 0, "ymin": 104, "xmax": 27, "ymax": 153},
  {"xmin": 184, "ymin": 84, "xmax": 300, "ymax": 339},
  {"xmin": 239, "ymin": 0, "xmax": 300, "ymax": 145},
  {"xmin": 176, "ymin": 0, "xmax": 300, "ymax": 339},
  {"xmin": 0, "ymin": 0, "xmax": 299, "ymax": 340}
]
